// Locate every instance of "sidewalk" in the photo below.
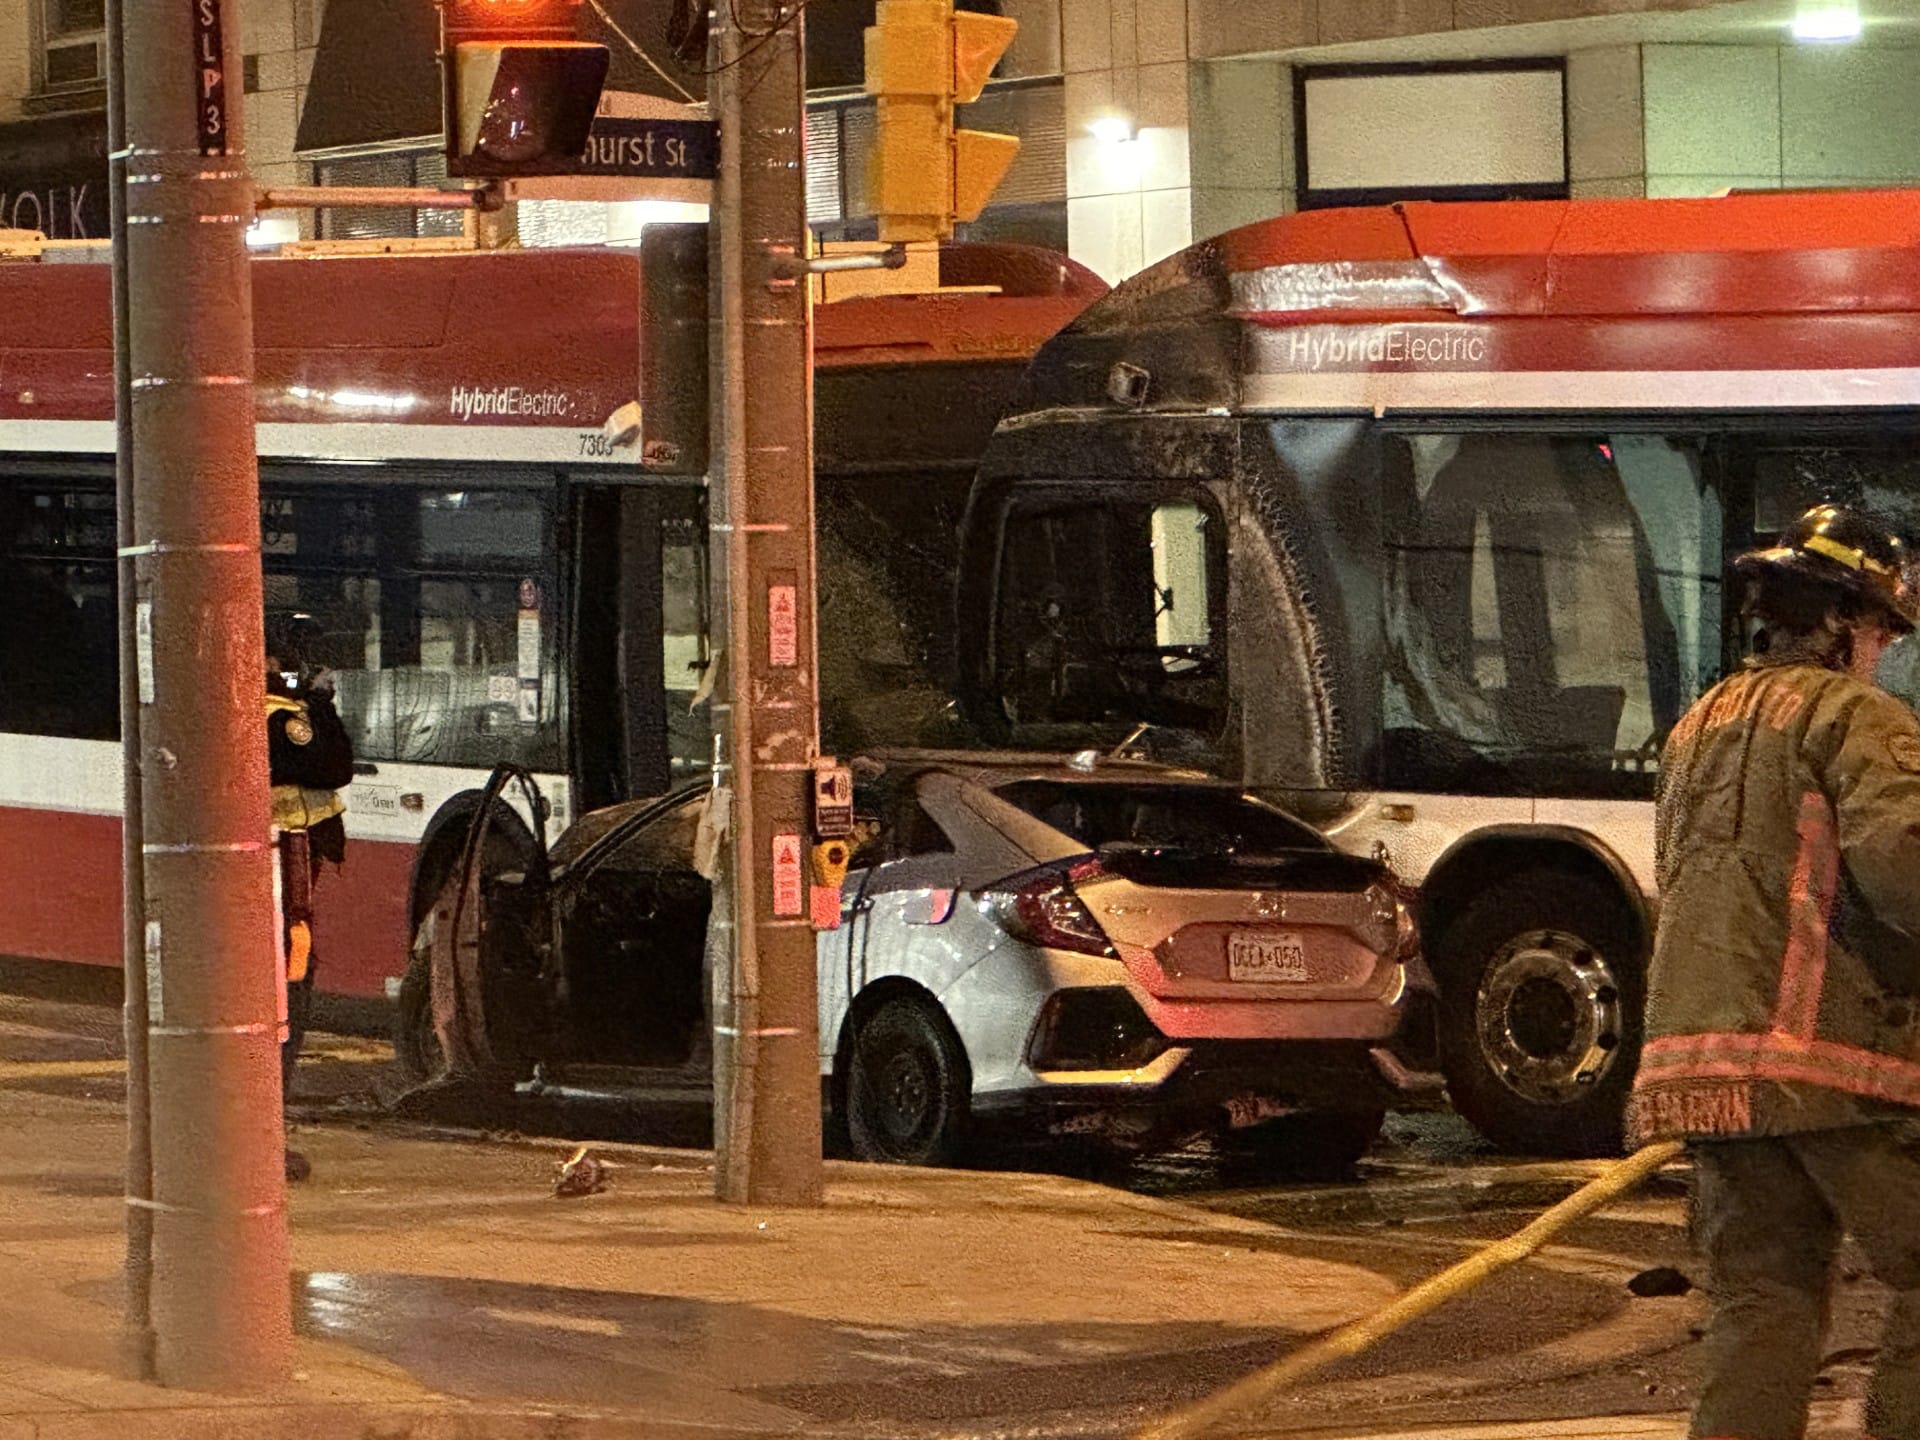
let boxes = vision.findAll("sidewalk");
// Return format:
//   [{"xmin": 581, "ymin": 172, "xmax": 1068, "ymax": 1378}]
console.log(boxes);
[{"xmin": 0, "ymin": 1070, "xmax": 1705, "ymax": 1440}]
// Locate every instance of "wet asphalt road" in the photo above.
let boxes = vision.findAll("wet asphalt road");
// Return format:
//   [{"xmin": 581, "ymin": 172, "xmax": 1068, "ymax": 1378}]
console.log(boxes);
[{"xmin": 0, "ymin": 957, "xmax": 1893, "ymax": 1436}]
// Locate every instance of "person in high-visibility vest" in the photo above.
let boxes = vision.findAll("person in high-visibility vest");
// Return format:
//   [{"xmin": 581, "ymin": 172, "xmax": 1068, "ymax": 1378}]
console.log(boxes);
[{"xmin": 266, "ymin": 628, "xmax": 353, "ymax": 1181}]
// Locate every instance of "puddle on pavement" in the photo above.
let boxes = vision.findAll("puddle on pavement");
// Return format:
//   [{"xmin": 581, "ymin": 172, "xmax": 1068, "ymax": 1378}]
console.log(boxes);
[{"xmin": 298, "ymin": 1270, "xmax": 832, "ymax": 1405}]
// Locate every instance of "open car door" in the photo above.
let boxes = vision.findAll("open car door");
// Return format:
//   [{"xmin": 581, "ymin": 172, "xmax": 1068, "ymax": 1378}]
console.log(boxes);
[{"xmin": 409, "ymin": 765, "xmax": 556, "ymax": 1092}]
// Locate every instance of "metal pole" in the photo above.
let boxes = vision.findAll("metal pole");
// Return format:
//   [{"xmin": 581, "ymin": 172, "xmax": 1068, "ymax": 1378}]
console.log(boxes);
[
  {"xmin": 707, "ymin": 0, "xmax": 824, "ymax": 1206},
  {"xmin": 120, "ymin": 0, "xmax": 292, "ymax": 1387},
  {"xmin": 253, "ymin": 184, "xmax": 498, "ymax": 212},
  {"xmin": 104, "ymin": 0, "xmax": 153, "ymax": 1382}
]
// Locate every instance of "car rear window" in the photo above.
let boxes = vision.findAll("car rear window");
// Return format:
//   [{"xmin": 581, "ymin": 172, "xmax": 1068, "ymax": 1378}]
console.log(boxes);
[{"xmin": 993, "ymin": 781, "xmax": 1327, "ymax": 855}]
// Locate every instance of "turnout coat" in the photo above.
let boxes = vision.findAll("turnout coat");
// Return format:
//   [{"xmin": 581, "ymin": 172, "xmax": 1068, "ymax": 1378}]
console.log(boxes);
[{"xmin": 1630, "ymin": 656, "xmax": 1920, "ymax": 1142}]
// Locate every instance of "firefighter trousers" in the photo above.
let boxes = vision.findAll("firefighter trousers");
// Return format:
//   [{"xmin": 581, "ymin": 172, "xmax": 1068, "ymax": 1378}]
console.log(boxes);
[{"xmin": 1691, "ymin": 1123, "xmax": 1920, "ymax": 1440}]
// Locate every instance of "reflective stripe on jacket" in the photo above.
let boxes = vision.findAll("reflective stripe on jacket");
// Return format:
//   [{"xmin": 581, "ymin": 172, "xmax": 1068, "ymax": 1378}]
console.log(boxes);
[
  {"xmin": 264, "ymin": 693, "xmax": 346, "ymax": 834},
  {"xmin": 270, "ymin": 783, "xmax": 345, "ymax": 833},
  {"xmin": 1630, "ymin": 658, "xmax": 1920, "ymax": 1142}
]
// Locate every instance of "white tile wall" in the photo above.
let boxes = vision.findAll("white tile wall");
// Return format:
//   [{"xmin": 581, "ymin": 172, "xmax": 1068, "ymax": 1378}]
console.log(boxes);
[
  {"xmin": 245, "ymin": 87, "xmax": 299, "ymax": 168},
  {"xmin": 1643, "ymin": 173, "xmax": 1780, "ymax": 200},
  {"xmin": 0, "ymin": 7, "xmax": 29, "ymax": 120},
  {"xmin": 1642, "ymin": 44, "xmax": 1781, "ymax": 182},
  {"xmin": 1781, "ymin": 45, "xmax": 1920, "ymax": 183},
  {"xmin": 1069, "ymin": 191, "xmax": 1146, "ymax": 284},
  {"xmin": 1566, "ymin": 45, "xmax": 1643, "ymax": 185},
  {"xmin": 241, "ymin": 0, "xmax": 297, "ymax": 61},
  {"xmin": 1141, "ymin": 183, "xmax": 1193, "ymax": 267},
  {"xmin": 1061, "ymin": 0, "xmax": 1113, "ymax": 73}
]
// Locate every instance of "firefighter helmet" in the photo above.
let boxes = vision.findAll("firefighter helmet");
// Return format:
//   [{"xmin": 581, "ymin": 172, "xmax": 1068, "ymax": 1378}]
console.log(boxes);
[{"xmin": 1735, "ymin": 503, "xmax": 1918, "ymax": 635}]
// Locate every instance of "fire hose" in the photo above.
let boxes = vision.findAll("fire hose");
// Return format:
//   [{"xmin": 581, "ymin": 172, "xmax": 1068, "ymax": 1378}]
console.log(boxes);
[{"xmin": 1133, "ymin": 1139, "xmax": 1687, "ymax": 1440}]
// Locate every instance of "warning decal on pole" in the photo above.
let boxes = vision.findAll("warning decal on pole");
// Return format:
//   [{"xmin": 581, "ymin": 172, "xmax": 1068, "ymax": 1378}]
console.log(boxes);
[
  {"xmin": 768, "ymin": 574, "xmax": 798, "ymax": 667},
  {"xmin": 772, "ymin": 832, "xmax": 804, "ymax": 916},
  {"xmin": 191, "ymin": 0, "xmax": 230, "ymax": 156}
]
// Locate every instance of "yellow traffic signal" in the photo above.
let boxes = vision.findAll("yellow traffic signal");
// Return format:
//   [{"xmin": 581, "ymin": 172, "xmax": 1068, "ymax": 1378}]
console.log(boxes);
[
  {"xmin": 441, "ymin": 0, "xmax": 610, "ymax": 178},
  {"xmin": 865, "ymin": 0, "xmax": 1020, "ymax": 243}
]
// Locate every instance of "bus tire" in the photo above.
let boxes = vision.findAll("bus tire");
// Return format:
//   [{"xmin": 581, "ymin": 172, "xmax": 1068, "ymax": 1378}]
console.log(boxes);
[
  {"xmin": 1434, "ymin": 871, "xmax": 1643, "ymax": 1159},
  {"xmin": 393, "ymin": 940, "xmax": 441, "ymax": 1086}
]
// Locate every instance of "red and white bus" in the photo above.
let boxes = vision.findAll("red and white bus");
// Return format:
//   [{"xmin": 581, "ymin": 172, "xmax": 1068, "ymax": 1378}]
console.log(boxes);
[
  {"xmin": 961, "ymin": 189, "xmax": 1920, "ymax": 1155},
  {"xmin": 0, "ymin": 237, "xmax": 1103, "ymax": 1020}
]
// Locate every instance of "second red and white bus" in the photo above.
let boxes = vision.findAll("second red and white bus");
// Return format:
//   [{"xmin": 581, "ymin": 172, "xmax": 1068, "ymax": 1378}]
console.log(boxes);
[{"xmin": 0, "ymin": 236, "xmax": 1103, "ymax": 1020}]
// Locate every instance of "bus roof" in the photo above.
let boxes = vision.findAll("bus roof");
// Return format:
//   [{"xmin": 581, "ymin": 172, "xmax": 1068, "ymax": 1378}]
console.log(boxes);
[
  {"xmin": 1012, "ymin": 189, "xmax": 1920, "ymax": 417},
  {"xmin": 0, "ymin": 242, "xmax": 1102, "ymax": 464}
]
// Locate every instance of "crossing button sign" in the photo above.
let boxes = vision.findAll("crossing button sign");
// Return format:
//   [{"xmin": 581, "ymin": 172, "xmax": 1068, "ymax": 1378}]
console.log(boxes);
[
  {"xmin": 768, "ymin": 580, "xmax": 798, "ymax": 667},
  {"xmin": 772, "ymin": 832, "xmax": 804, "ymax": 917}
]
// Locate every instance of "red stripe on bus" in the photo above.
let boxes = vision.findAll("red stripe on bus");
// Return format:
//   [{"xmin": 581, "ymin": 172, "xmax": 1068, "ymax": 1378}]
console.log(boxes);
[{"xmin": 0, "ymin": 804, "xmax": 412, "ymax": 1001}]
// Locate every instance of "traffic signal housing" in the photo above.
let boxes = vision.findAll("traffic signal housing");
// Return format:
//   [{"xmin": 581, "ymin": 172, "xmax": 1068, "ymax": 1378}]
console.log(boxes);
[
  {"xmin": 441, "ymin": 0, "xmax": 610, "ymax": 178},
  {"xmin": 865, "ymin": 0, "xmax": 1020, "ymax": 243}
]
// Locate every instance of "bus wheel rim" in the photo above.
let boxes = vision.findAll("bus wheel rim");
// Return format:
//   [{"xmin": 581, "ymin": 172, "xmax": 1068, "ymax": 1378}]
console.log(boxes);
[{"xmin": 1473, "ymin": 929, "xmax": 1623, "ymax": 1105}]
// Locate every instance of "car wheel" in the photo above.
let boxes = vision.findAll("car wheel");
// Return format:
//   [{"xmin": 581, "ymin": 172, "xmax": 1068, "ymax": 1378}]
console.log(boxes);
[
  {"xmin": 845, "ymin": 997, "xmax": 970, "ymax": 1167},
  {"xmin": 393, "ymin": 936, "xmax": 442, "ymax": 1085},
  {"xmin": 1227, "ymin": 1108, "xmax": 1384, "ymax": 1179},
  {"xmin": 1436, "ymin": 871, "xmax": 1643, "ymax": 1158}
]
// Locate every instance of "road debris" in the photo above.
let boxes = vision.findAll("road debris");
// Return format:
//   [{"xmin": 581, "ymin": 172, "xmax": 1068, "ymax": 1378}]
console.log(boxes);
[{"xmin": 553, "ymin": 1145, "xmax": 610, "ymax": 1198}]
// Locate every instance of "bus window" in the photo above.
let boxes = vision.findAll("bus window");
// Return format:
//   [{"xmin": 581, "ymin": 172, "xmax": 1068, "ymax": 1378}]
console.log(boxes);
[
  {"xmin": 1379, "ymin": 433, "xmax": 1710, "ymax": 799},
  {"xmin": 1742, "ymin": 434, "xmax": 1920, "ymax": 715},
  {"xmin": 1151, "ymin": 503, "xmax": 1213, "ymax": 666},
  {"xmin": 816, "ymin": 471, "xmax": 977, "ymax": 753},
  {"xmin": 0, "ymin": 479, "xmax": 117, "ymax": 741},
  {"xmin": 662, "ymin": 501, "xmax": 711, "ymax": 783},
  {"xmin": 991, "ymin": 493, "xmax": 1227, "ymax": 749},
  {"xmin": 260, "ymin": 483, "xmax": 565, "ymax": 773}
]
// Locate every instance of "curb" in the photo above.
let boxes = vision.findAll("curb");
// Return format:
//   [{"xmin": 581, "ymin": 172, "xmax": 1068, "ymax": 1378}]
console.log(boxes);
[{"xmin": 0, "ymin": 1402, "xmax": 794, "ymax": 1440}]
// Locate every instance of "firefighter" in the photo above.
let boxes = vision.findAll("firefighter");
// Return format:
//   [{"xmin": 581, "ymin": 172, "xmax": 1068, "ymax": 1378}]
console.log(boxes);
[
  {"xmin": 266, "ymin": 621, "xmax": 353, "ymax": 1181},
  {"xmin": 1631, "ymin": 503, "xmax": 1920, "ymax": 1440}
]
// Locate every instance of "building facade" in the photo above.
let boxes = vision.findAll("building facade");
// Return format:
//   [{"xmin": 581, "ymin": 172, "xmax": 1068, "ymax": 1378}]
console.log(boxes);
[{"xmin": 0, "ymin": 0, "xmax": 1915, "ymax": 280}]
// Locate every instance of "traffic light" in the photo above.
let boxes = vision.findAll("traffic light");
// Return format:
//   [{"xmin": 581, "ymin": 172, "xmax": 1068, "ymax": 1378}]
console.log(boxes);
[
  {"xmin": 441, "ymin": 0, "xmax": 610, "ymax": 178},
  {"xmin": 865, "ymin": 0, "xmax": 1020, "ymax": 243}
]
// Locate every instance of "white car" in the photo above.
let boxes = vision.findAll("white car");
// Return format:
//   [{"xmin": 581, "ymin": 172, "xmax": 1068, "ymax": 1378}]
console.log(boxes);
[{"xmin": 398, "ymin": 753, "xmax": 1439, "ymax": 1168}]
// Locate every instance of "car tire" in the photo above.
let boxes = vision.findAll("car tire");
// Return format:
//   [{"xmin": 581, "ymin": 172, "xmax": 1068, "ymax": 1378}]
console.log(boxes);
[
  {"xmin": 393, "ymin": 937, "xmax": 442, "ymax": 1086},
  {"xmin": 1228, "ymin": 1108, "xmax": 1384, "ymax": 1179},
  {"xmin": 1435, "ymin": 871, "xmax": 1643, "ymax": 1159},
  {"xmin": 844, "ymin": 997, "xmax": 971, "ymax": 1167}
]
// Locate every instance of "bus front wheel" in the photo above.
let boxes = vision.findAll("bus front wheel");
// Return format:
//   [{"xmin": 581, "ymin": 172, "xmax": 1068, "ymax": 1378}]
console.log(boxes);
[{"xmin": 1435, "ymin": 871, "xmax": 1643, "ymax": 1159}]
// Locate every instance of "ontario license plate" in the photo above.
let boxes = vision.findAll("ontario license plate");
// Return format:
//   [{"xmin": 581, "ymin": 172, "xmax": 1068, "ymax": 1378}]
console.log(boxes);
[{"xmin": 1228, "ymin": 932, "xmax": 1310, "ymax": 983}]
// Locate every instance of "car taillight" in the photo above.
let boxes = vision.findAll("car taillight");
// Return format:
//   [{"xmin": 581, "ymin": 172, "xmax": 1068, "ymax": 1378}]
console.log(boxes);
[{"xmin": 989, "ymin": 864, "xmax": 1117, "ymax": 958}]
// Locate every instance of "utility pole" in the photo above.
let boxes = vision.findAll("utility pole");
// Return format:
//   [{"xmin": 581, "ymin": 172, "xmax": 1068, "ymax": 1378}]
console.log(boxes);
[
  {"xmin": 116, "ymin": 0, "xmax": 292, "ymax": 1387},
  {"xmin": 103, "ymin": 0, "xmax": 154, "ymax": 1380},
  {"xmin": 707, "ymin": 0, "xmax": 824, "ymax": 1206}
]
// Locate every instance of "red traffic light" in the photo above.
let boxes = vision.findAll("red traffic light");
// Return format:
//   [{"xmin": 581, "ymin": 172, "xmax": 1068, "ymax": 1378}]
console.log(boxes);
[{"xmin": 442, "ymin": 0, "xmax": 584, "ymax": 40}]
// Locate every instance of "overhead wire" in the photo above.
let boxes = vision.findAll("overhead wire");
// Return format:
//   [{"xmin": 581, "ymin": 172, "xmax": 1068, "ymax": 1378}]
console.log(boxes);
[
  {"xmin": 586, "ymin": 0, "xmax": 701, "ymax": 104},
  {"xmin": 699, "ymin": 0, "xmax": 827, "ymax": 76}
]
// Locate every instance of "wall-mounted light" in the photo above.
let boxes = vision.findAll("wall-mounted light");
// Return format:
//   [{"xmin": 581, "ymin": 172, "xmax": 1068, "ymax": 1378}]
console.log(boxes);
[
  {"xmin": 1792, "ymin": 0, "xmax": 1862, "ymax": 42},
  {"xmin": 1087, "ymin": 114, "xmax": 1137, "ymax": 145}
]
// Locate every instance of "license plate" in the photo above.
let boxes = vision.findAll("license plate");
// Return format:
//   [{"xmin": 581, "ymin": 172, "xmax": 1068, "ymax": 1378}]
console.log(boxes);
[{"xmin": 1228, "ymin": 931, "xmax": 1310, "ymax": 983}]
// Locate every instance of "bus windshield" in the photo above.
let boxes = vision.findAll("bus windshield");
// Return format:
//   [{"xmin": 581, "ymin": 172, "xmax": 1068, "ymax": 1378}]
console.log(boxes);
[{"xmin": 980, "ymin": 422, "xmax": 1920, "ymax": 801}]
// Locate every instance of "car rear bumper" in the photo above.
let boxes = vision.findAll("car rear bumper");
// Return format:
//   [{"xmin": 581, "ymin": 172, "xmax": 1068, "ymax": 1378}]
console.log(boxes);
[{"xmin": 974, "ymin": 1033, "xmax": 1445, "ymax": 1144}]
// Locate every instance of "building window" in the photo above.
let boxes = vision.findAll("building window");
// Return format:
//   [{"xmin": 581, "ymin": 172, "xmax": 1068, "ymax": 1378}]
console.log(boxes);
[
  {"xmin": 313, "ymin": 149, "xmax": 466, "ymax": 242},
  {"xmin": 38, "ymin": 0, "xmax": 105, "ymax": 93},
  {"xmin": 1295, "ymin": 60, "xmax": 1568, "ymax": 210}
]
